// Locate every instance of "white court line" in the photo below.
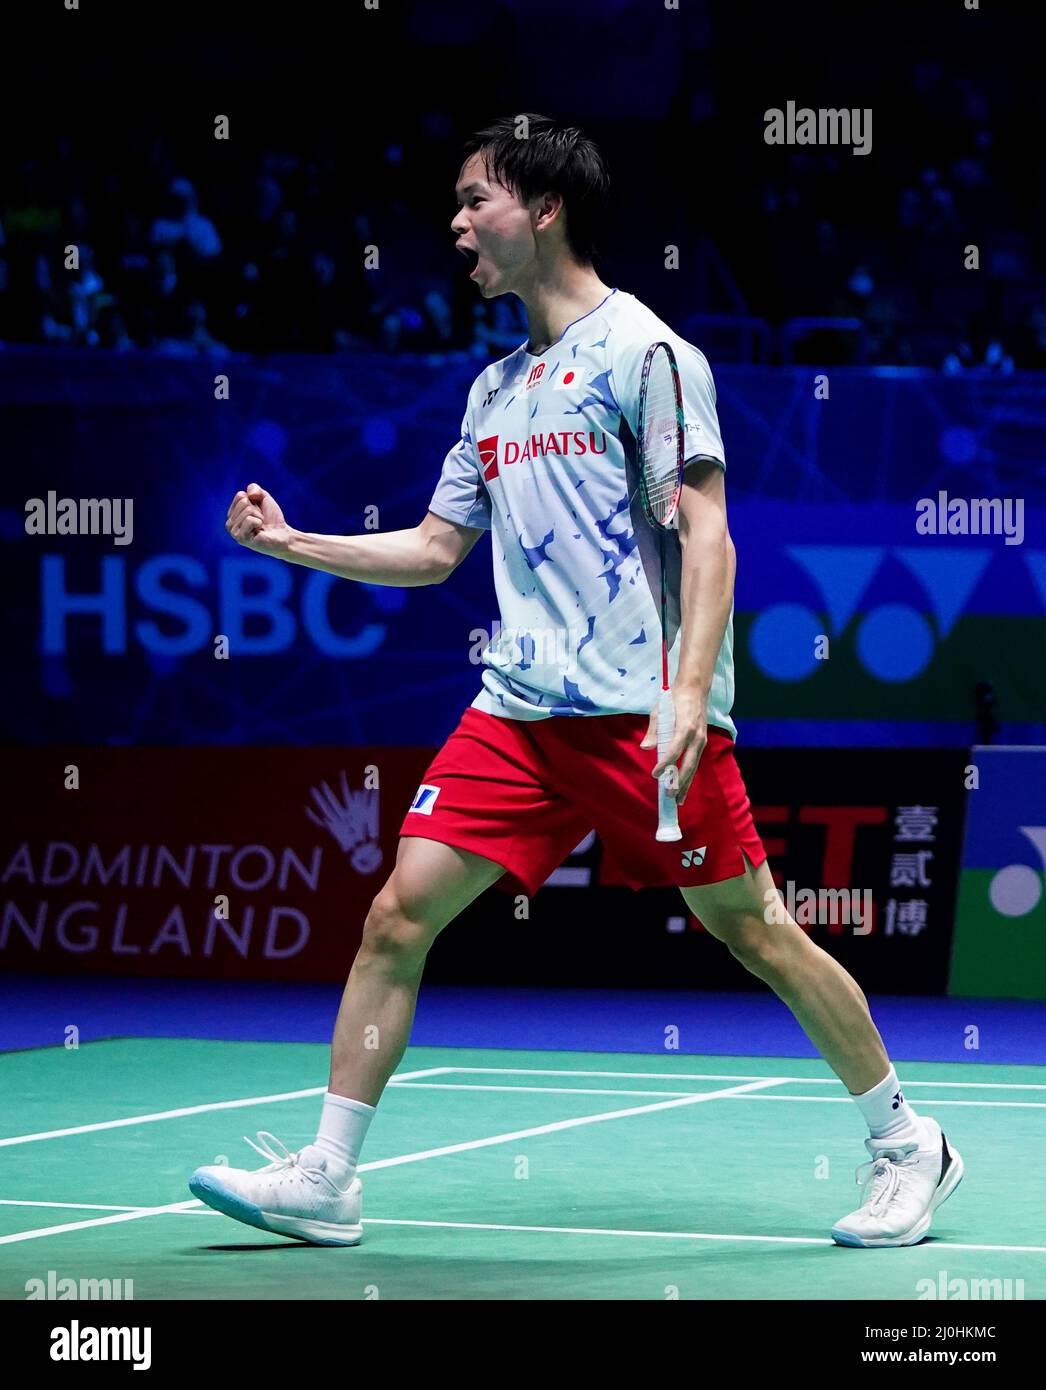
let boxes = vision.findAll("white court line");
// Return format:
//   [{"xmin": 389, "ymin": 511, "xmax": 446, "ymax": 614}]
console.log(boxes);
[
  {"xmin": 0, "ymin": 1067, "xmax": 453, "ymax": 1148},
  {"xmin": 3, "ymin": 1065, "xmax": 1040, "ymax": 1151},
  {"xmin": 392, "ymin": 1082, "xmax": 753, "ymax": 1097},
  {"xmin": 359, "ymin": 1218, "xmax": 1046, "ymax": 1257},
  {"xmin": 440, "ymin": 1068, "xmax": 1046, "ymax": 1090},
  {"xmin": 353, "ymin": 1077, "xmax": 787, "ymax": 1172},
  {"xmin": 390, "ymin": 1082, "xmax": 1046, "ymax": 1108},
  {"xmin": 0, "ymin": 1199, "xmax": 216, "ymax": 1215},
  {"xmin": 0, "ymin": 1200, "xmax": 147, "ymax": 1213},
  {"xmin": 5, "ymin": 1203, "xmax": 1046, "ymax": 1255},
  {"xmin": 0, "ymin": 1078, "xmax": 786, "ymax": 1245},
  {"xmin": 0, "ymin": 1200, "xmax": 202, "ymax": 1246},
  {"xmin": 725, "ymin": 1095, "xmax": 1046, "ymax": 1109}
]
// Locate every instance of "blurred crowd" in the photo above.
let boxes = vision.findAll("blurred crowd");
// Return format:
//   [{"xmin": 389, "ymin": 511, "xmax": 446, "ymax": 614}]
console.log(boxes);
[
  {"xmin": 0, "ymin": 114, "xmax": 536, "ymax": 365},
  {"xmin": 0, "ymin": 61, "xmax": 1041, "ymax": 369},
  {"xmin": 748, "ymin": 61, "xmax": 1044, "ymax": 372}
]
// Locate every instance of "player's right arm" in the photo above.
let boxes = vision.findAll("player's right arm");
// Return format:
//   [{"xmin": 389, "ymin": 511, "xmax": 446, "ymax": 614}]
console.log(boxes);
[{"xmin": 225, "ymin": 483, "xmax": 483, "ymax": 586}]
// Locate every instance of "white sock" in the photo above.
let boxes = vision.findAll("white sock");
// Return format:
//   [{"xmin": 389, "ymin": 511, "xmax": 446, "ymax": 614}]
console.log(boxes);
[
  {"xmin": 851, "ymin": 1066, "xmax": 923, "ymax": 1146},
  {"xmin": 314, "ymin": 1092, "xmax": 375, "ymax": 1184}
]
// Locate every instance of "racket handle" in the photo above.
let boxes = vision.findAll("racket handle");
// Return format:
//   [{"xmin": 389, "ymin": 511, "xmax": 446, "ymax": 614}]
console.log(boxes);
[{"xmin": 655, "ymin": 687, "xmax": 682, "ymax": 842}]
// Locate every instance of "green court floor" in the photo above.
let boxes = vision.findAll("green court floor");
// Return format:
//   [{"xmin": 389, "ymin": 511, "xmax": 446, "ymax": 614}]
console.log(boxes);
[{"xmin": 1, "ymin": 1039, "xmax": 1043, "ymax": 1300}]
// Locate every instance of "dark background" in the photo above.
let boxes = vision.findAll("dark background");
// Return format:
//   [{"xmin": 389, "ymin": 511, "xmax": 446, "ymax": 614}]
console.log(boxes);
[{"xmin": 1, "ymin": 0, "xmax": 1042, "ymax": 368}]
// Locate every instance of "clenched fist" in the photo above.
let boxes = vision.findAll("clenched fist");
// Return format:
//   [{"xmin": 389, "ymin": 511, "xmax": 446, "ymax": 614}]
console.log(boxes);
[{"xmin": 225, "ymin": 484, "xmax": 293, "ymax": 557}]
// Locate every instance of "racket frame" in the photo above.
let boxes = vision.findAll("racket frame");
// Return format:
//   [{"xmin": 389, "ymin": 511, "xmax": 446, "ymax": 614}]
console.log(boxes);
[{"xmin": 636, "ymin": 341, "xmax": 686, "ymax": 843}]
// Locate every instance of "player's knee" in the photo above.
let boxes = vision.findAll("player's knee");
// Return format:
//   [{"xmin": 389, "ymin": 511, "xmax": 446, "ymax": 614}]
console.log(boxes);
[
  {"xmin": 359, "ymin": 886, "xmax": 436, "ymax": 964},
  {"xmin": 713, "ymin": 910, "xmax": 782, "ymax": 974}
]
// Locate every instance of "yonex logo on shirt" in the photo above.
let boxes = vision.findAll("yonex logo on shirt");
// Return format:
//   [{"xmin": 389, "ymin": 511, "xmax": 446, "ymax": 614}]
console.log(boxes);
[{"xmin": 681, "ymin": 846, "xmax": 707, "ymax": 867}]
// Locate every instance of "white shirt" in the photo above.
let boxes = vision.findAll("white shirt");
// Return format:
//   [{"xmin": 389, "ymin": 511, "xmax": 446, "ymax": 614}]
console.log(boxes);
[{"xmin": 428, "ymin": 288, "xmax": 736, "ymax": 738}]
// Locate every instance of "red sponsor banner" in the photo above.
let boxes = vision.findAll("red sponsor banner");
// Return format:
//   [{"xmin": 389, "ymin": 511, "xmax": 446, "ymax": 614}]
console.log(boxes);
[{"xmin": 0, "ymin": 747, "xmax": 433, "ymax": 982}]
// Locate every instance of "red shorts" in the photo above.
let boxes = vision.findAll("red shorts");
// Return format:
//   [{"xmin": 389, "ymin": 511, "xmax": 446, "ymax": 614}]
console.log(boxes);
[{"xmin": 398, "ymin": 707, "xmax": 766, "ymax": 897}]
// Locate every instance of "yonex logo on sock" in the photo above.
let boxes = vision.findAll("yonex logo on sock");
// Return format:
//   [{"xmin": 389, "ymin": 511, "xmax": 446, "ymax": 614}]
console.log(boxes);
[
  {"xmin": 409, "ymin": 784, "xmax": 441, "ymax": 815},
  {"xmin": 681, "ymin": 846, "xmax": 707, "ymax": 868},
  {"xmin": 892, "ymin": 1091, "xmax": 904, "ymax": 1110}
]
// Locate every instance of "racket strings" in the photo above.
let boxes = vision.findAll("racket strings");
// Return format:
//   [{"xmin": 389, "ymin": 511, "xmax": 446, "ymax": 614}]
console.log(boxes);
[{"xmin": 640, "ymin": 361, "xmax": 682, "ymax": 527}]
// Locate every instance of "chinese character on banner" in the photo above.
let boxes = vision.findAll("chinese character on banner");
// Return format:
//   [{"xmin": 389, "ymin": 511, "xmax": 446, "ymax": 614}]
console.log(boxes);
[
  {"xmin": 889, "ymin": 850, "xmax": 934, "ymax": 888},
  {"xmin": 883, "ymin": 898, "xmax": 929, "ymax": 935},
  {"xmin": 893, "ymin": 805, "xmax": 939, "ymax": 842}
]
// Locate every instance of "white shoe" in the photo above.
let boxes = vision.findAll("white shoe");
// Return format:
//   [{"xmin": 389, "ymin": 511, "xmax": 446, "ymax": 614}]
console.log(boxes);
[
  {"xmin": 189, "ymin": 1132, "xmax": 363, "ymax": 1246},
  {"xmin": 831, "ymin": 1116, "xmax": 964, "ymax": 1248}
]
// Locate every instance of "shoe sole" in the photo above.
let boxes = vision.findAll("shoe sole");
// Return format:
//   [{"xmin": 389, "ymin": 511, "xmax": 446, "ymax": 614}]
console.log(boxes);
[
  {"xmin": 188, "ymin": 1172, "xmax": 363, "ymax": 1247},
  {"xmin": 830, "ymin": 1138, "xmax": 965, "ymax": 1249}
]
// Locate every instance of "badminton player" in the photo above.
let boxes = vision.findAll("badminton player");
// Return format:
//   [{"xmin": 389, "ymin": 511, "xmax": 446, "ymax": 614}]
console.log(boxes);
[{"xmin": 191, "ymin": 114, "xmax": 963, "ymax": 1248}]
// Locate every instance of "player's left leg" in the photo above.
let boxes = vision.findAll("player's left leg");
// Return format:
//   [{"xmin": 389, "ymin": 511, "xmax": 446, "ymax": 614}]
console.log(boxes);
[{"xmin": 680, "ymin": 856, "xmax": 964, "ymax": 1247}]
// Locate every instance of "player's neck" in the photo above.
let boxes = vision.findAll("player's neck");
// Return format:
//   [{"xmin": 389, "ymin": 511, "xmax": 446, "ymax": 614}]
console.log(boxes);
[{"xmin": 520, "ymin": 262, "xmax": 613, "ymax": 356}]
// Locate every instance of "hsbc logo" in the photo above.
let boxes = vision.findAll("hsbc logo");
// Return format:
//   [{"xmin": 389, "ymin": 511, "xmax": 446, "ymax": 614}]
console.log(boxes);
[{"xmin": 477, "ymin": 431, "xmax": 607, "ymax": 482}]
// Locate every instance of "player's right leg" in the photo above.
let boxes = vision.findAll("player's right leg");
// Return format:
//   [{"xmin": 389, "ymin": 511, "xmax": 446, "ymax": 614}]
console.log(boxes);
[
  {"xmin": 187, "ymin": 836, "xmax": 504, "ymax": 1245},
  {"xmin": 329, "ymin": 834, "xmax": 507, "ymax": 1106}
]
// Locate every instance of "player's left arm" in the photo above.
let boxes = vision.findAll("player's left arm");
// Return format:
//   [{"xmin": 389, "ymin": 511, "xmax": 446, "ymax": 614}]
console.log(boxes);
[{"xmin": 644, "ymin": 457, "xmax": 736, "ymax": 803}]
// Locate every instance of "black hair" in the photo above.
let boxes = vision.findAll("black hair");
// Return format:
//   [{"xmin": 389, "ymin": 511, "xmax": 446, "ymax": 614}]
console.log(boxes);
[{"xmin": 461, "ymin": 113, "xmax": 610, "ymax": 265}]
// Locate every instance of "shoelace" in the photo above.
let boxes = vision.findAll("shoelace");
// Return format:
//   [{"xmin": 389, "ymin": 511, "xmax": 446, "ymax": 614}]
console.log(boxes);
[
  {"xmin": 853, "ymin": 1154, "xmax": 911, "ymax": 1215},
  {"xmin": 242, "ymin": 1131, "xmax": 340, "ymax": 1193}
]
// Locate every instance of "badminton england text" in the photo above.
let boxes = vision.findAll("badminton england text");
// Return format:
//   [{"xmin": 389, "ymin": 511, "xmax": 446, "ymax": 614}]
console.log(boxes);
[
  {"xmin": 3, "ymin": 842, "xmax": 322, "ymax": 962},
  {"xmin": 50, "ymin": 1322, "xmax": 151, "ymax": 1371},
  {"xmin": 25, "ymin": 493, "xmax": 134, "ymax": 546}
]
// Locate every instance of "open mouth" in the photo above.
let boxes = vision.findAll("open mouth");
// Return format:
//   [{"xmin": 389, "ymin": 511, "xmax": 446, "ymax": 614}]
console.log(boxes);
[{"xmin": 457, "ymin": 244, "xmax": 481, "ymax": 277}]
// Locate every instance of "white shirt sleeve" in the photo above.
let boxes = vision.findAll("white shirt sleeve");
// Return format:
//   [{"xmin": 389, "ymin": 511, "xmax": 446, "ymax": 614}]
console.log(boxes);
[
  {"xmin": 613, "ymin": 333, "xmax": 726, "ymax": 469},
  {"xmin": 427, "ymin": 409, "xmax": 493, "ymax": 531}
]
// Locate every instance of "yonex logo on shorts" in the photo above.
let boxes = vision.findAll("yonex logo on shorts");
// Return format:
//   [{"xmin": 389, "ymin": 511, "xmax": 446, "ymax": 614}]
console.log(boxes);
[
  {"xmin": 409, "ymin": 784, "xmax": 441, "ymax": 815},
  {"xmin": 681, "ymin": 846, "xmax": 707, "ymax": 867}
]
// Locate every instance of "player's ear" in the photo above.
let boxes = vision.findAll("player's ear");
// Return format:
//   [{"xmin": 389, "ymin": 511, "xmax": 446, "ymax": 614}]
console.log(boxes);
[{"xmin": 534, "ymin": 190, "xmax": 563, "ymax": 231}]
